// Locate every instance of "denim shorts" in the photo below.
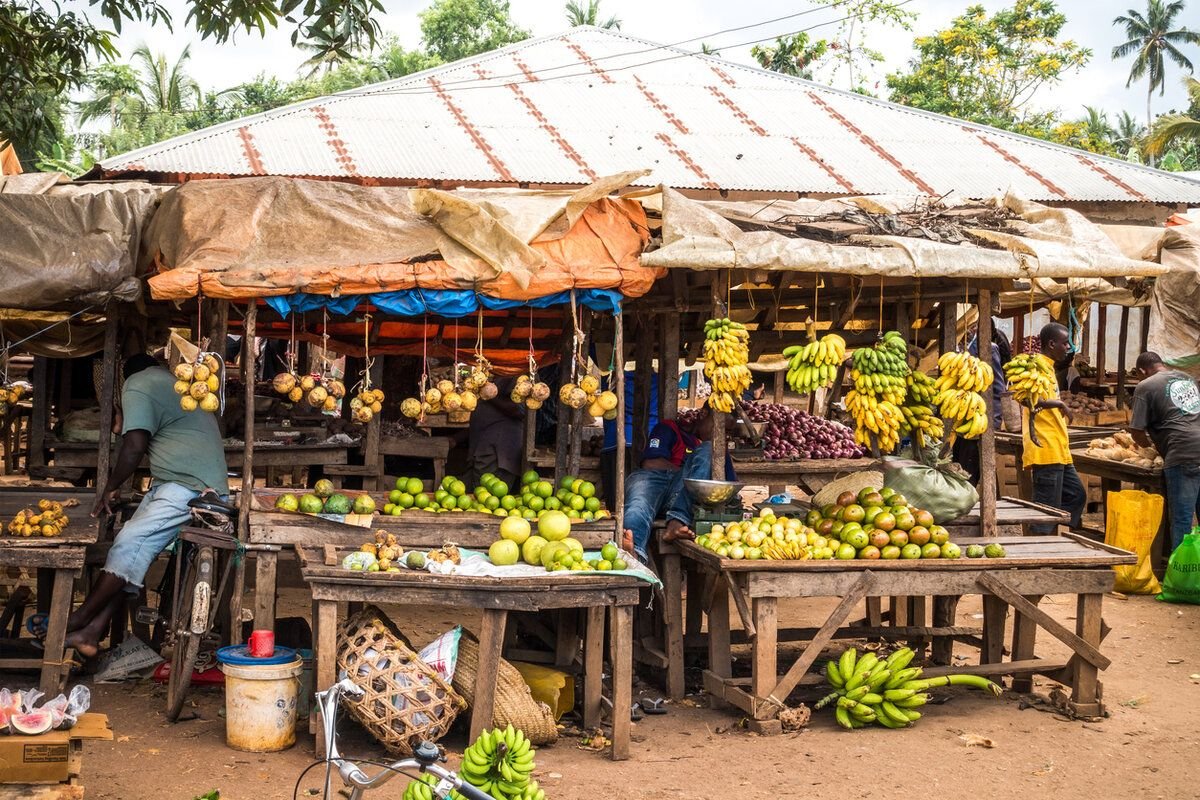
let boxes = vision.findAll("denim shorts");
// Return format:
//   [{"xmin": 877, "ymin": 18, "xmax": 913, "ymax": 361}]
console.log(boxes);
[{"xmin": 104, "ymin": 482, "xmax": 205, "ymax": 589}]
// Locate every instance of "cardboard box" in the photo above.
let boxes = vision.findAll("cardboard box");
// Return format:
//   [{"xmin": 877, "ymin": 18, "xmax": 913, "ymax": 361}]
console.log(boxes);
[{"xmin": 0, "ymin": 714, "xmax": 112, "ymax": 785}]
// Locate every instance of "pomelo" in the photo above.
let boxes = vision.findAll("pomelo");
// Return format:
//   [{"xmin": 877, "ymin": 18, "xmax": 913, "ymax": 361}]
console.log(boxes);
[
  {"xmin": 538, "ymin": 510, "xmax": 571, "ymax": 541},
  {"xmin": 274, "ymin": 493, "xmax": 299, "ymax": 512},
  {"xmin": 488, "ymin": 539, "xmax": 520, "ymax": 566},
  {"xmin": 298, "ymin": 494, "xmax": 323, "ymax": 514},
  {"xmin": 499, "ymin": 516, "xmax": 532, "ymax": 545},
  {"xmin": 561, "ymin": 536, "xmax": 583, "ymax": 554},
  {"xmin": 353, "ymin": 495, "xmax": 376, "ymax": 515},
  {"xmin": 313, "ymin": 479, "xmax": 335, "ymax": 499},
  {"xmin": 521, "ymin": 535, "xmax": 548, "ymax": 565}
]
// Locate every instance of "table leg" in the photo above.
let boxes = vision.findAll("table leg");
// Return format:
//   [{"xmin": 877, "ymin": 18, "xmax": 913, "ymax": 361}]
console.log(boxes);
[
  {"xmin": 661, "ymin": 550, "xmax": 685, "ymax": 700},
  {"xmin": 313, "ymin": 599, "xmax": 338, "ymax": 757},
  {"xmin": 469, "ymin": 609, "xmax": 508, "ymax": 742},
  {"xmin": 554, "ymin": 609, "xmax": 579, "ymax": 669},
  {"xmin": 981, "ymin": 596, "xmax": 1007, "ymax": 665},
  {"xmin": 583, "ymin": 607, "xmax": 605, "ymax": 730},
  {"xmin": 685, "ymin": 566, "xmax": 704, "ymax": 640},
  {"xmin": 707, "ymin": 575, "xmax": 732, "ymax": 710},
  {"xmin": 865, "ymin": 597, "xmax": 883, "ymax": 628},
  {"xmin": 1010, "ymin": 594, "xmax": 1042, "ymax": 693},
  {"xmin": 609, "ymin": 605, "xmax": 632, "ymax": 761},
  {"xmin": 40, "ymin": 568, "xmax": 75, "ymax": 695},
  {"xmin": 908, "ymin": 595, "xmax": 929, "ymax": 653},
  {"xmin": 750, "ymin": 597, "xmax": 778, "ymax": 709},
  {"xmin": 931, "ymin": 596, "xmax": 960, "ymax": 665},
  {"xmin": 253, "ymin": 551, "xmax": 277, "ymax": 631},
  {"xmin": 1071, "ymin": 593, "xmax": 1103, "ymax": 714}
]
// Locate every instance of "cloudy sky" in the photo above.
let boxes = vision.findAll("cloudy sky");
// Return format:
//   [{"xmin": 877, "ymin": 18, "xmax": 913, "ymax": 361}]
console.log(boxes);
[{"xmin": 92, "ymin": 0, "xmax": 1197, "ymax": 123}]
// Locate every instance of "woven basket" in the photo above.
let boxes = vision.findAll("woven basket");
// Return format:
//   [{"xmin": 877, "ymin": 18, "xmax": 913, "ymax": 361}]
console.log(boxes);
[
  {"xmin": 452, "ymin": 630, "xmax": 558, "ymax": 745},
  {"xmin": 337, "ymin": 606, "xmax": 466, "ymax": 755},
  {"xmin": 811, "ymin": 469, "xmax": 885, "ymax": 507}
]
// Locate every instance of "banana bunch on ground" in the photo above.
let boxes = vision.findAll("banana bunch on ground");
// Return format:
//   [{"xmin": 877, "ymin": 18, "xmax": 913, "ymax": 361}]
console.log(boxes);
[
  {"xmin": 844, "ymin": 389, "xmax": 904, "ymax": 452},
  {"xmin": 174, "ymin": 354, "xmax": 223, "ymax": 413},
  {"xmin": 703, "ymin": 317, "xmax": 751, "ymax": 413},
  {"xmin": 899, "ymin": 371, "xmax": 944, "ymax": 441},
  {"xmin": 817, "ymin": 646, "xmax": 1001, "ymax": 730},
  {"xmin": 783, "ymin": 334, "xmax": 846, "ymax": 394},
  {"xmin": 459, "ymin": 725, "xmax": 541, "ymax": 800},
  {"xmin": 1004, "ymin": 353, "xmax": 1057, "ymax": 407},
  {"xmin": 934, "ymin": 351, "xmax": 994, "ymax": 393}
]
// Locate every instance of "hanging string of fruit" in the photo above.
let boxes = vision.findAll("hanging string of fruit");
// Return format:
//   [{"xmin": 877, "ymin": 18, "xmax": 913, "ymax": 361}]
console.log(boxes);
[
  {"xmin": 843, "ymin": 330, "xmax": 909, "ymax": 452},
  {"xmin": 173, "ymin": 352, "xmax": 223, "ymax": 414},
  {"xmin": 933, "ymin": 351, "xmax": 993, "ymax": 440},
  {"xmin": 347, "ymin": 314, "xmax": 383, "ymax": 424},
  {"xmin": 557, "ymin": 297, "xmax": 617, "ymax": 420},
  {"xmin": 0, "ymin": 381, "xmax": 27, "ymax": 417},
  {"xmin": 270, "ymin": 311, "xmax": 347, "ymax": 412},
  {"xmin": 703, "ymin": 316, "xmax": 751, "ymax": 414},
  {"xmin": 783, "ymin": 281, "xmax": 845, "ymax": 394},
  {"xmin": 512, "ymin": 308, "xmax": 551, "ymax": 412}
]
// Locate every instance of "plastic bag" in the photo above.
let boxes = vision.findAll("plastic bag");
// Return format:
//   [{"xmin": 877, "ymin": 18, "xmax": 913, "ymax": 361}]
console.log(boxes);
[
  {"xmin": 418, "ymin": 626, "xmax": 462, "ymax": 684},
  {"xmin": 882, "ymin": 449, "xmax": 979, "ymax": 525},
  {"xmin": 1158, "ymin": 529, "xmax": 1200, "ymax": 605},
  {"xmin": 1104, "ymin": 490, "xmax": 1163, "ymax": 594}
]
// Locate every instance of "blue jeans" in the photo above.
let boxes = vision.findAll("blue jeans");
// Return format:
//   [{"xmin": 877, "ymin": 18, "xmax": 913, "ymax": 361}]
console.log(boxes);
[
  {"xmin": 623, "ymin": 442, "xmax": 715, "ymax": 561},
  {"xmin": 104, "ymin": 482, "xmax": 205, "ymax": 589},
  {"xmin": 1030, "ymin": 464, "xmax": 1086, "ymax": 534},
  {"xmin": 1163, "ymin": 464, "xmax": 1200, "ymax": 552}
]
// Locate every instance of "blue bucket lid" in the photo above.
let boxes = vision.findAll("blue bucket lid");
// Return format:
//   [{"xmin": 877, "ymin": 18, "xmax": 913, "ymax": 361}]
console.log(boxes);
[{"xmin": 216, "ymin": 644, "xmax": 298, "ymax": 667}]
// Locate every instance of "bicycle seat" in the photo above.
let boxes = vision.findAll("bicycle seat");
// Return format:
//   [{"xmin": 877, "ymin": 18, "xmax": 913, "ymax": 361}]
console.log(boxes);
[{"xmin": 187, "ymin": 494, "xmax": 238, "ymax": 517}]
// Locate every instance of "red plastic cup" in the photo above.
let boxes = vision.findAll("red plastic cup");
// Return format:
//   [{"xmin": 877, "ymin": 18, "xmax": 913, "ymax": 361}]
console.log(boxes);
[{"xmin": 247, "ymin": 629, "xmax": 275, "ymax": 658}]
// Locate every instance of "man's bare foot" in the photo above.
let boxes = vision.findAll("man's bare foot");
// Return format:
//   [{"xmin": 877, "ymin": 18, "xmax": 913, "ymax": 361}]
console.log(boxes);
[
  {"xmin": 64, "ymin": 630, "xmax": 100, "ymax": 659},
  {"xmin": 663, "ymin": 519, "xmax": 695, "ymax": 543}
]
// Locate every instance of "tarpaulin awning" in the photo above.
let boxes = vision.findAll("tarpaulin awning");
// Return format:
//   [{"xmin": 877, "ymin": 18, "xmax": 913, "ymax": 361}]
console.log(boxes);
[
  {"xmin": 144, "ymin": 173, "xmax": 657, "ymax": 303},
  {"xmin": 1148, "ymin": 223, "xmax": 1200, "ymax": 370},
  {"xmin": 265, "ymin": 288, "xmax": 622, "ymax": 318}
]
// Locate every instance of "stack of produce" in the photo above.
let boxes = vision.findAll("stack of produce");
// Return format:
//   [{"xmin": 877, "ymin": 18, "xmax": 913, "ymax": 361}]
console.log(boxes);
[
  {"xmin": 558, "ymin": 373, "xmax": 618, "ymax": 421},
  {"xmin": 0, "ymin": 382, "xmax": 27, "ymax": 417},
  {"xmin": 818, "ymin": 646, "xmax": 1001, "ymax": 729},
  {"xmin": 740, "ymin": 403, "xmax": 864, "ymax": 460},
  {"xmin": 382, "ymin": 472, "xmax": 608, "ymax": 523},
  {"xmin": 844, "ymin": 331, "xmax": 910, "ymax": 452},
  {"xmin": 1084, "ymin": 432, "xmax": 1163, "ymax": 468},
  {"xmin": 899, "ymin": 370, "xmax": 944, "ymax": 443},
  {"xmin": 703, "ymin": 317, "xmax": 751, "ymax": 413},
  {"xmin": 273, "ymin": 479, "xmax": 375, "ymax": 516},
  {"xmin": 1020, "ymin": 335, "xmax": 1041, "ymax": 354},
  {"xmin": 6, "ymin": 499, "xmax": 70, "ymax": 538},
  {"xmin": 511, "ymin": 375, "xmax": 552, "ymax": 411},
  {"xmin": 1004, "ymin": 353, "xmax": 1057, "ymax": 408},
  {"xmin": 1061, "ymin": 391, "xmax": 1115, "ymax": 415},
  {"xmin": 342, "ymin": 541, "xmax": 459, "ymax": 573},
  {"xmin": 784, "ymin": 334, "xmax": 846, "ymax": 394},
  {"xmin": 933, "ymin": 351, "xmax": 993, "ymax": 440},
  {"xmin": 271, "ymin": 371, "xmax": 347, "ymax": 414},
  {"xmin": 174, "ymin": 354, "xmax": 223, "ymax": 413}
]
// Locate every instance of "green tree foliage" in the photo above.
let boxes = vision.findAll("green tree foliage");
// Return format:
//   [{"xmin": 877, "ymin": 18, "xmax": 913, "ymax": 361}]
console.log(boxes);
[
  {"xmin": 751, "ymin": 33, "xmax": 830, "ymax": 80},
  {"xmin": 886, "ymin": 0, "xmax": 1091, "ymax": 133},
  {"xmin": 818, "ymin": 0, "xmax": 916, "ymax": 91},
  {"xmin": 419, "ymin": 0, "xmax": 530, "ymax": 63},
  {"xmin": 565, "ymin": 0, "xmax": 620, "ymax": 30},
  {"xmin": 1112, "ymin": 0, "xmax": 1200, "ymax": 134},
  {"xmin": 1147, "ymin": 76, "xmax": 1200, "ymax": 158}
]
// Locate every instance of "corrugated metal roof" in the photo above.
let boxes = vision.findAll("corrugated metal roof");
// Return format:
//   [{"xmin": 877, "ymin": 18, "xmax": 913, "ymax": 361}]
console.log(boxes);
[{"xmin": 96, "ymin": 27, "xmax": 1200, "ymax": 203}]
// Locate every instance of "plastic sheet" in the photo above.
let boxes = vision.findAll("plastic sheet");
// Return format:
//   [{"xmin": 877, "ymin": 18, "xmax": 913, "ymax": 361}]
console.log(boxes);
[{"xmin": 264, "ymin": 288, "xmax": 622, "ymax": 319}]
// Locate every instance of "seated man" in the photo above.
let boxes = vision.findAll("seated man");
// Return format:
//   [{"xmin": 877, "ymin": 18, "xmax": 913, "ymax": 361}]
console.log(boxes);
[
  {"xmin": 66, "ymin": 353, "xmax": 230, "ymax": 657},
  {"xmin": 621, "ymin": 407, "xmax": 734, "ymax": 564}
]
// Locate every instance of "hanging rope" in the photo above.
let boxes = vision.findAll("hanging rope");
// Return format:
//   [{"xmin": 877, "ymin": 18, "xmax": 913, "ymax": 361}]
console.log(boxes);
[
  {"xmin": 528, "ymin": 306, "xmax": 537, "ymax": 379},
  {"xmin": 361, "ymin": 312, "xmax": 374, "ymax": 391},
  {"xmin": 878, "ymin": 276, "xmax": 884, "ymax": 333},
  {"xmin": 420, "ymin": 313, "xmax": 430, "ymax": 395},
  {"xmin": 913, "ymin": 278, "xmax": 921, "ymax": 347}
]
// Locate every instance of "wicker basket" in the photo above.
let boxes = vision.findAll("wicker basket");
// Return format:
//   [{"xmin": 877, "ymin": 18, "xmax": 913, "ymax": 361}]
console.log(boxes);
[
  {"xmin": 452, "ymin": 631, "xmax": 558, "ymax": 745},
  {"xmin": 812, "ymin": 469, "xmax": 885, "ymax": 507},
  {"xmin": 337, "ymin": 606, "xmax": 466, "ymax": 755}
]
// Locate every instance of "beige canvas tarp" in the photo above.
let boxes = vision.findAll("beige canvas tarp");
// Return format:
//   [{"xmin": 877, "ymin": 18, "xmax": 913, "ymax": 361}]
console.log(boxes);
[
  {"xmin": 0, "ymin": 174, "xmax": 162, "ymax": 309},
  {"xmin": 1148, "ymin": 223, "xmax": 1200, "ymax": 368},
  {"xmin": 145, "ymin": 173, "xmax": 657, "ymax": 301},
  {"xmin": 640, "ymin": 189, "xmax": 1165, "ymax": 280}
]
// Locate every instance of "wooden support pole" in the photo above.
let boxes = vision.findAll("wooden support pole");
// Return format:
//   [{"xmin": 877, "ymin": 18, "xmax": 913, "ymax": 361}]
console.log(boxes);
[
  {"xmin": 554, "ymin": 308, "xmax": 575, "ymax": 483},
  {"xmin": 1139, "ymin": 305, "xmax": 1151, "ymax": 355},
  {"xmin": 1096, "ymin": 304, "xmax": 1108, "ymax": 385},
  {"xmin": 614, "ymin": 311, "xmax": 626, "ymax": 533},
  {"xmin": 633, "ymin": 314, "xmax": 654, "ymax": 457},
  {"xmin": 711, "ymin": 274, "xmax": 727, "ymax": 481},
  {"xmin": 95, "ymin": 313, "xmax": 119, "ymax": 495},
  {"xmin": 567, "ymin": 311, "xmax": 591, "ymax": 478},
  {"xmin": 232, "ymin": 301, "xmax": 257, "ymax": 644},
  {"xmin": 363, "ymin": 358, "xmax": 383, "ymax": 490},
  {"xmin": 659, "ymin": 311, "xmax": 680, "ymax": 422},
  {"xmin": 1115, "ymin": 306, "xmax": 1130, "ymax": 409},
  {"xmin": 977, "ymin": 294, "xmax": 998, "ymax": 537},
  {"xmin": 939, "ymin": 302, "xmax": 957, "ymax": 357},
  {"xmin": 28, "ymin": 357, "xmax": 48, "ymax": 471},
  {"xmin": 1014, "ymin": 313, "xmax": 1026, "ymax": 355},
  {"xmin": 207, "ymin": 300, "xmax": 230, "ymax": 436}
]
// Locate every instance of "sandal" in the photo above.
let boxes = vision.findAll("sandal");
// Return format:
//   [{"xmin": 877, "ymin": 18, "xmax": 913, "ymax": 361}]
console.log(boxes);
[
  {"xmin": 25, "ymin": 613, "xmax": 48, "ymax": 640},
  {"xmin": 640, "ymin": 696, "xmax": 668, "ymax": 715}
]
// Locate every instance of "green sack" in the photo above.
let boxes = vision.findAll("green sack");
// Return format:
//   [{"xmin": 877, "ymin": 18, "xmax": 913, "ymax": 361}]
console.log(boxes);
[
  {"xmin": 881, "ymin": 447, "xmax": 979, "ymax": 526},
  {"xmin": 1158, "ymin": 529, "xmax": 1200, "ymax": 605}
]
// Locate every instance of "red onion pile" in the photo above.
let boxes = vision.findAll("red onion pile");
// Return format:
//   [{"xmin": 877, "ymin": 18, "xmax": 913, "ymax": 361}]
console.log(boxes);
[{"xmin": 742, "ymin": 403, "xmax": 865, "ymax": 460}]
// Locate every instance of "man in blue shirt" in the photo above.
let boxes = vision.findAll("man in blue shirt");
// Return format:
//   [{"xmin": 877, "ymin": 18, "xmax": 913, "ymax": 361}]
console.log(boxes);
[{"xmin": 621, "ymin": 407, "xmax": 734, "ymax": 564}]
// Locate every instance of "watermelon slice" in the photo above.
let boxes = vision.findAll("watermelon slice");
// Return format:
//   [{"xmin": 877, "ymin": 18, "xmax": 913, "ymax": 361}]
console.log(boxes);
[{"xmin": 10, "ymin": 710, "xmax": 53, "ymax": 735}]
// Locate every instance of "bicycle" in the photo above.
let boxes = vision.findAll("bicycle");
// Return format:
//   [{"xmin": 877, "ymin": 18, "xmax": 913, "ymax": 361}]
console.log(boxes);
[
  {"xmin": 164, "ymin": 491, "xmax": 241, "ymax": 722},
  {"xmin": 310, "ymin": 678, "xmax": 492, "ymax": 800}
]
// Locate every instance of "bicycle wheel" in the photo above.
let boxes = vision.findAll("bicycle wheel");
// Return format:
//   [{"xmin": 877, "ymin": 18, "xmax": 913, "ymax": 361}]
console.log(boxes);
[{"xmin": 166, "ymin": 546, "xmax": 215, "ymax": 722}]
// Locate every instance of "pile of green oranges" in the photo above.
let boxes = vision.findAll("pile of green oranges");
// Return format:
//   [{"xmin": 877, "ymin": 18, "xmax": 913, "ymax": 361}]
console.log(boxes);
[{"xmin": 380, "ymin": 471, "xmax": 609, "ymax": 522}]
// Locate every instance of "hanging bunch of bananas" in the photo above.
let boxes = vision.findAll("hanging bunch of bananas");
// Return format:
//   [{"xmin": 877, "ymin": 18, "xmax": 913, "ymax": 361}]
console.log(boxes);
[
  {"xmin": 933, "ymin": 351, "xmax": 993, "ymax": 440},
  {"xmin": 783, "ymin": 333, "xmax": 846, "ymax": 394},
  {"xmin": 703, "ymin": 317, "xmax": 751, "ymax": 414},
  {"xmin": 850, "ymin": 330, "xmax": 910, "ymax": 380},
  {"xmin": 817, "ymin": 646, "xmax": 1001, "ymax": 730},
  {"xmin": 458, "ymin": 725, "xmax": 541, "ymax": 800},
  {"xmin": 844, "ymin": 389, "xmax": 905, "ymax": 452},
  {"xmin": 842, "ymin": 331, "xmax": 910, "ymax": 452},
  {"xmin": 899, "ymin": 370, "xmax": 944, "ymax": 442},
  {"xmin": 1004, "ymin": 352, "xmax": 1057, "ymax": 407}
]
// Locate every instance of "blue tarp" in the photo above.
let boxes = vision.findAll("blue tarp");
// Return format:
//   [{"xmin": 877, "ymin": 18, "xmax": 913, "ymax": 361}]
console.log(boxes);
[{"xmin": 264, "ymin": 288, "xmax": 623, "ymax": 319}]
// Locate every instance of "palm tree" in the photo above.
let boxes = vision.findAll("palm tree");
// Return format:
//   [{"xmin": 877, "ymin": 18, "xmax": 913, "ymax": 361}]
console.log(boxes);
[
  {"xmin": 1111, "ymin": 0, "xmax": 1200, "ymax": 149},
  {"xmin": 76, "ymin": 64, "xmax": 141, "ymax": 130},
  {"xmin": 1147, "ymin": 76, "xmax": 1200, "ymax": 157},
  {"xmin": 751, "ymin": 33, "xmax": 828, "ymax": 80},
  {"xmin": 565, "ymin": 0, "xmax": 620, "ymax": 30},
  {"xmin": 699, "ymin": 43, "xmax": 721, "ymax": 56},
  {"xmin": 1081, "ymin": 106, "xmax": 1117, "ymax": 143},
  {"xmin": 298, "ymin": 29, "xmax": 358, "ymax": 78},
  {"xmin": 1115, "ymin": 109, "xmax": 1146, "ymax": 153},
  {"xmin": 132, "ymin": 44, "xmax": 199, "ymax": 114}
]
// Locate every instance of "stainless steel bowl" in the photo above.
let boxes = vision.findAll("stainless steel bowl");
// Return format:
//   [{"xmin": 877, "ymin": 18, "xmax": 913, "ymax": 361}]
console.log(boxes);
[{"xmin": 684, "ymin": 478, "xmax": 745, "ymax": 507}]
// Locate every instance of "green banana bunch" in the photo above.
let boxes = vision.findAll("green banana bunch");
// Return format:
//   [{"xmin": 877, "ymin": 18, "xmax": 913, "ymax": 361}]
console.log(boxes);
[
  {"xmin": 460, "ymin": 725, "xmax": 538, "ymax": 800},
  {"xmin": 817, "ymin": 646, "xmax": 1001, "ymax": 730},
  {"xmin": 783, "ymin": 334, "xmax": 847, "ymax": 394}
]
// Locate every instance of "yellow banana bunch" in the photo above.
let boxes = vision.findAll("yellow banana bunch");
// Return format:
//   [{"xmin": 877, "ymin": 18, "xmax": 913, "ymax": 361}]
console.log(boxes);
[
  {"xmin": 935, "ymin": 351, "xmax": 994, "ymax": 393},
  {"xmin": 783, "ymin": 334, "xmax": 847, "ymax": 394},
  {"xmin": 1004, "ymin": 353, "xmax": 1056, "ymax": 407},
  {"xmin": 842, "ymin": 331, "xmax": 911, "ymax": 453},
  {"xmin": 845, "ymin": 389, "xmax": 903, "ymax": 452},
  {"xmin": 704, "ymin": 317, "xmax": 751, "ymax": 413},
  {"xmin": 934, "ymin": 387, "xmax": 988, "ymax": 440},
  {"xmin": 761, "ymin": 538, "xmax": 811, "ymax": 560}
]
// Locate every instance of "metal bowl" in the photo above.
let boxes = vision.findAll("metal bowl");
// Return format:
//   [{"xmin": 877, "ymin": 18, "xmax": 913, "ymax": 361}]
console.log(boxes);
[{"xmin": 684, "ymin": 478, "xmax": 745, "ymax": 507}]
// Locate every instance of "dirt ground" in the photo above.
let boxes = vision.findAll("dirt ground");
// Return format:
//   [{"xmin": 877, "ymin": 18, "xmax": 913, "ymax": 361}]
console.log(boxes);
[{"xmin": 54, "ymin": 584, "xmax": 1196, "ymax": 800}]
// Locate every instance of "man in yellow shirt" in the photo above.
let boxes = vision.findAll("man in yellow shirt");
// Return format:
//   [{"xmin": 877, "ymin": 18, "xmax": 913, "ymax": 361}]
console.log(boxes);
[{"xmin": 1023, "ymin": 323, "xmax": 1084, "ymax": 534}]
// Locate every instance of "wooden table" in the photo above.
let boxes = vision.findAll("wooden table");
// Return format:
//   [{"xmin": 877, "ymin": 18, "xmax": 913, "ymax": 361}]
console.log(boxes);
[
  {"xmin": 378, "ymin": 435, "xmax": 453, "ymax": 486},
  {"xmin": 677, "ymin": 534, "xmax": 1134, "ymax": 731},
  {"xmin": 295, "ymin": 545, "xmax": 642, "ymax": 760},
  {"xmin": 0, "ymin": 488, "xmax": 101, "ymax": 695},
  {"xmin": 45, "ymin": 439, "xmax": 353, "ymax": 474}
]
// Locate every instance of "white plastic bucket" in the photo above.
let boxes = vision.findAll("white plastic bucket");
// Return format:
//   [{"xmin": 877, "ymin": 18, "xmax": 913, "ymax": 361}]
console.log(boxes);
[{"xmin": 219, "ymin": 656, "xmax": 303, "ymax": 752}]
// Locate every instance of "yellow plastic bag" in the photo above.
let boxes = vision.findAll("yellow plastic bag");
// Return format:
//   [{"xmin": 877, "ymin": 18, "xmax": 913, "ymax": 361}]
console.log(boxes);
[
  {"xmin": 511, "ymin": 661, "xmax": 574, "ymax": 721},
  {"xmin": 1104, "ymin": 489, "xmax": 1164, "ymax": 594}
]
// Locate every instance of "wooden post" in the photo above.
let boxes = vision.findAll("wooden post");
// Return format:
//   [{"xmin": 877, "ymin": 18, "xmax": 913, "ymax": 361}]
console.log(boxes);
[
  {"xmin": 659, "ymin": 312, "xmax": 680, "ymax": 422},
  {"xmin": 1080, "ymin": 308, "xmax": 1090, "ymax": 364},
  {"xmin": 710, "ymin": 274, "xmax": 727, "ymax": 481},
  {"xmin": 772, "ymin": 370, "xmax": 784, "ymax": 404},
  {"xmin": 633, "ymin": 315, "xmax": 654, "ymax": 457},
  {"xmin": 363, "ymin": 358, "xmax": 383, "ymax": 490},
  {"xmin": 1139, "ymin": 305, "xmax": 1151, "ymax": 354},
  {"xmin": 1014, "ymin": 313, "xmax": 1026, "ymax": 355},
  {"xmin": 95, "ymin": 313, "xmax": 119, "ymax": 495},
  {"xmin": 977, "ymin": 295, "xmax": 998, "ymax": 537},
  {"xmin": 207, "ymin": 300, "xmax": 230, "ymax": 436},
  {"xmin": 567, "ymin": 312, "xmax": 590, "ymax": 478},
  {"xmin": 939, "ymin": 302, "xmax": 957, "ymax": 357},
  {"xmin": 232, "ymin": 301, "xmax": 257, "ymax": 644},
  {"xmin": 1115, "ymin": 306, "xmax": 1130, "ymax": 409},
  {"xmin": 28, "ymin": 357, "xmax": 48, "ymax": 471},
  {"xmin": 522, "ymin": 408, "xmax": 537, "ymax": 474},
  {"xmin": 554, "ymin": 308, "xmax": 575, "ymax": 483},
  {"xmin": 1096, "ymin": 304, "xmax": 1108, "ymax": 386},
  {"xmin": 613, "ymin": 311, "xmax": 626, "ymax": 534}
]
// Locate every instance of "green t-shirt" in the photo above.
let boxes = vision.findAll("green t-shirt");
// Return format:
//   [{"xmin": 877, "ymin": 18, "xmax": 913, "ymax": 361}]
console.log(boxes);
[{"xmin": 122, "ymin": 366, "xmax": 229, "ymax": 493}]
